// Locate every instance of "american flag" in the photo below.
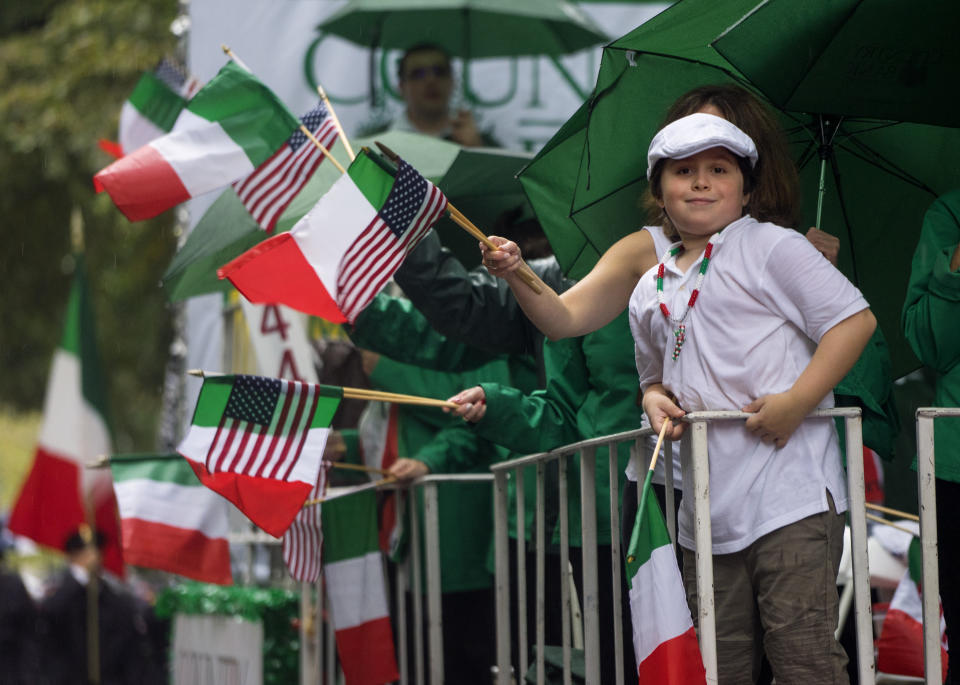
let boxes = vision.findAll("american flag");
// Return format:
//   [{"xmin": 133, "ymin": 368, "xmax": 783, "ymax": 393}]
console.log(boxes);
[
  {"xmin": 336, "ymin": 158, "xmax": 448, "ymax": 321},
  {"xmin": 233, "ymin": 102, "xmax": 338, "ymax": 233},
  {"xmin": 282, "ymin": 462, "xmax": 330, "ymax": 581},
  {"xmin": 205, "ymin": 375, "xmax": 321, "ymax": 481},
  {"xmin": 154, "ymin": 57, "xmax": 202, "ymax": 99}
]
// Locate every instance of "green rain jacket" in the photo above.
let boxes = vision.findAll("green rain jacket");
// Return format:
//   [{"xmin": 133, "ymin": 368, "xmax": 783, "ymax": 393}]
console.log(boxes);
[
  {"xmin": 902, "ymin": 190, "xmax": 960, "ymax": 483},
  {"xmin": 387, "ymin": 230, "xmax": 643, "ymax": 547},
  {"xmin": 367, "ymin": 355, "xmax": 512, "ymax": 592}
]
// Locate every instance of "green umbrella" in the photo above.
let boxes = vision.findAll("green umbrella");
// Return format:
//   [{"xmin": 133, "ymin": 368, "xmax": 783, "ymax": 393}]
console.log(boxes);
[
  {"xmin": 317, "ymin": 0, "xmax": 608, "ymax": 59},
  {"xmin": 518, "ymin": 0, "xmax": 960, "ymax": 376}
]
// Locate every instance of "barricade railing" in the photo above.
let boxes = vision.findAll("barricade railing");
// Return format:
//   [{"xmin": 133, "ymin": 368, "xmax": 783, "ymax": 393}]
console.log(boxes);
[
  {"xmin": 489, "ymin": 407, "xmax": 882, "ymax": 685},
  {"xmin": 916, "ymin": 407, "xmax": 960, "ymax": 685}
]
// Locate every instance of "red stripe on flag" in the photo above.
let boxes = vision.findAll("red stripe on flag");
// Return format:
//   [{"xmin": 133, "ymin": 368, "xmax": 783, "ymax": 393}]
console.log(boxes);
[
  {"xmin": 219, "ymin": 232, "xmax": 347, "ymax": 322},
  {"xmin": 185, "ymin": 458, "xmax": 312, "ymax": 537},
  {"xmin": 93, "ymin": 144, "xmax": 190, "ymax": 221},
  {"xmin": 279, "ymin": 387, "xmax": 320, "ymax": 482},
  {"xmin": 636, "ymin": 626, "xmax": 706, "ymax": 685},
  {"xmin": 120, "ymin": 517, "xmax": 232, "ymax": 585},
  {"xmin": 9, "ymin": 447, "xmax": 125, "ymax": 577},
  {"xmin": 335, "ymin": 617, "xmax": 400, "ymax": 685},
  {"xmin": 262, "ymin": 382, "xmax": 310, "ymax": 479},
  {"xmin": 252, "ymin": 382, "xmax": 297, "ymax": 477}
]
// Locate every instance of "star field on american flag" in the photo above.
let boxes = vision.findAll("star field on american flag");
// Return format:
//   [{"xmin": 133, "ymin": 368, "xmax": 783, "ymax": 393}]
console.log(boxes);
[
  {"xmin": 379, "ymin": 159, "xmax": 431, "ymax": 239},
  {"xmin": 287, "ymin": 103, "xmax": 329, "ymax": 151},
  {"xmin": 224, "ymin": 374, "xmax": 281, "ymax": 425}
]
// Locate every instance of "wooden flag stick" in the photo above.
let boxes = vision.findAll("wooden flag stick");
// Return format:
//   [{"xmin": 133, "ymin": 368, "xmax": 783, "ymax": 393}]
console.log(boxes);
[
  {"xmin": 324, "ymin": 460, "xmax": 390, "ymax": 476},
  {"xmin": 645, "ymin": 419, "xmax": 672, "ymax": 476},
  {"xmin": 865, "ymin": 513, "xmax": 919, "ymax": 537},
  {"xmin": 316, "ymin": 83, "xmax": 355, "ymax": 161},
  {"xmin": 220, "ymin": 44, "xmax": 348, "ymax": 175},
  {"xmin": 865, "ymin": 502, "xmax": 920, "ymax": 523},
  {"xmin": 373, "ymin": 141, "xmax": 542, "ymax": 294},
  {"xmin": 302, "ymin": 476, "xmax": 396, "ymax": 507},
  {"xmin": 186, "ymin": 369, "xmax": 456, "ymax": 409}
]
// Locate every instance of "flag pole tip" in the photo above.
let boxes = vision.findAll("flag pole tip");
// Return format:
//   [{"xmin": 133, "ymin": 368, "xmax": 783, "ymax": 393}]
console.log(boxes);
[
  {"xmin": 187, "ymin": 368, "xmax": 204, "ymax": 377},
  {"xmin": 374, "ymin": 141, "xmax": 399, "ymax": 162}
]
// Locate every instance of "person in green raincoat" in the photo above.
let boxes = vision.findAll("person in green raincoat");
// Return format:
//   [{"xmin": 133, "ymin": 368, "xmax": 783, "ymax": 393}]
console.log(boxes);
[
  {"xmin": 351, "ymin": 304, "xmax": 533, "ymax": 685},
  {"xmin": 902, "ymin": 189, "xmax": 960, "ymax": 685}
]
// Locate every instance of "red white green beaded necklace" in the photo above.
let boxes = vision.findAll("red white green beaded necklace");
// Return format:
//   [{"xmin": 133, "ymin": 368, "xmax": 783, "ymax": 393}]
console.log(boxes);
[{"xmin": 656, "ymin": 232, "xmax": 720, "ymax": 361}]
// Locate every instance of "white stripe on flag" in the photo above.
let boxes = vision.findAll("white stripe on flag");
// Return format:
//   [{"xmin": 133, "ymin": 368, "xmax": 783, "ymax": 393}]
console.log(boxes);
[
  {"xmin": 115, "ymin": 478, "xmax": 228, "ymax": 538},
  {"xmin": 325, "ymin": 551, "xmax": 389, "ymax": 630},
  {"xmin": 40, "ymin": 350, "xmax": 112, "ymax": 464},
  {"xmin": 630, "ymin": 543, "xmax": 696, "ymax": 665},
  {"xmin": 156, "ymin": 109, "xmax": 255, "ymax": 195}
]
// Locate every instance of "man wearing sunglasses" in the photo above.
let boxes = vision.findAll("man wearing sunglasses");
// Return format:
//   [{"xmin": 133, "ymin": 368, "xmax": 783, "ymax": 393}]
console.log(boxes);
[{"xmin": 368, "ymin": 43, "xmax": 499, "ymax": 148}]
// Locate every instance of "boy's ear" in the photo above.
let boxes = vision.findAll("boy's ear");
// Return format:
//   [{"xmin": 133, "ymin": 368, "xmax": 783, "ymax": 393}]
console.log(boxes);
[{"xmin": 741, "ymin": 192, "xmax": 751, "ymax": 208}]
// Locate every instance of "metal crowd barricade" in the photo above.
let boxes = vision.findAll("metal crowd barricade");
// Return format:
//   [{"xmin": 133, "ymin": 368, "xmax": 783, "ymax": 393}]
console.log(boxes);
[
  {"xmin": 915, "ymin": 407, "xmax": 960, "ymax": 685},
  {"xmin": 492, "ymin": 427, "xmax": 661, "ymax": 685},
  {"xmin": 312, "ymin": 473, "xmax": 496, "ymax": 685},
  {"xmin": 491, "ymin": 407, "xmax": 882, "ymax": 685}
]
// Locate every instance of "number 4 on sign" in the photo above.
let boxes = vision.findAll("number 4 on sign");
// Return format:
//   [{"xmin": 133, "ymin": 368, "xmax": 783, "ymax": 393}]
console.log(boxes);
[
  {"xmin": 278, "ymin": 349, "xmax": 303, "ymax": 382},
  {"xmin": 261, "ymin": 304, "xmax": 291, "ymax": 341}
]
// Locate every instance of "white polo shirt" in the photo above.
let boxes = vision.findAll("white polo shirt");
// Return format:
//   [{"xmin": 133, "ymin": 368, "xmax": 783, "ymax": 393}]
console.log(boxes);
[{"xmin": 628, "ymin": 215, "xmax": 869, "ymax": 554}]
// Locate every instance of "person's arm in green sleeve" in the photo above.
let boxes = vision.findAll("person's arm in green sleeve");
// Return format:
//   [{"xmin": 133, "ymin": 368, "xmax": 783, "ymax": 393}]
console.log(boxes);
[
  {"xmin": 393, "ymin": 229, "xmax": 571, "ymax": 357},
  {"xmin": 902, "ymin": 191, "xmax": 960, "ymax": 373},
  {"xmin": 451, "ymin": 336, "xmax": 590, "ymax": 455},
  {"xmin": 350, "ymin": 292, "xmax": 500, "ymax": 371}
]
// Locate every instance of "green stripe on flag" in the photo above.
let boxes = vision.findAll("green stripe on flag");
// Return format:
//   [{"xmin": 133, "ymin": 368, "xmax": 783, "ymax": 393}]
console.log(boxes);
[
  {"xmin": 190, "ymin": 376, "xmax": 235, "ymax": 427},
  {"xmin": 311, "ymin": 385, "xmax": 344, "ymax": 427},
  {"xmin": 187, "ymin": 62, "xmax": 300, "ymax": 167},
  {"xmin": 110, "ymin": 453, "xmax": 200, "ymax": 487},
  {"xmin": 625, "ymin": 473, "xmax": 673, "ymax": 578},
  {"xmin": 129, "ymin": 72, "xmax": 187, "ymax": 133},
  {"xmin": 322, "ymin": 490, "xmax": 379, "ymax": 564},
  {"xmin": 347, "ymin": 151, "xmax": 394, "ymax": 210},
  {"xmin": 62, "ymin": 255, "xmax": 112, "ymax": 435}
]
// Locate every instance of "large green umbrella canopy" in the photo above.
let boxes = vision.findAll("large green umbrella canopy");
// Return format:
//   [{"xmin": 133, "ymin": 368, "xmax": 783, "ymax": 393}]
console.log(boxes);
[
  {"xmin": 317, "ymin": 0, "xmax": 608, "ymax": 59},
  {"xmin": 713, "ymin": 0, "xmax": 960, "ymax": 129},
  {"xmin": 518, "ymin": 0, "xmax": 960, "ymax": 377}
]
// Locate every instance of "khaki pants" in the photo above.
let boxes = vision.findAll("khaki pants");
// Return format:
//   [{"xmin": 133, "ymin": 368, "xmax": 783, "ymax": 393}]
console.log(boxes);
[{"xmin": 682, "ymin": 493, "xmax": 849, "ymax": 685}]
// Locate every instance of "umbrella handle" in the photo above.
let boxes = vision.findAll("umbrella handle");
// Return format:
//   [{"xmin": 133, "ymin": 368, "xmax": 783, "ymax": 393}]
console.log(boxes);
[{"xmin": 816, "ymin": 157, "xmax": 827, "ymax": 229}]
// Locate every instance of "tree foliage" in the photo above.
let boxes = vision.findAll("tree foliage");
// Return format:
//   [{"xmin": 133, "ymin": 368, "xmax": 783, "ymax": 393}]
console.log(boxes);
[{"xmin": 0, "ymin": 0, "xmax": 181, "ymax": 450}]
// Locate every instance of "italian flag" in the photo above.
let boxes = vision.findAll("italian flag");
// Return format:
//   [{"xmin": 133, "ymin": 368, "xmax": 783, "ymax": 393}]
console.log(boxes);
[
  {"xmin": 626, "ymin": 472, "xmax": 705, "ymax": 684},
  {"xmin": 323, "ymin": 490, "xmax": 399, "ymax": 685},
  {"xmin": 118, "ymin": 59, "xmax": 200, "ymax": 156},
  {"xmin": 176, "ymin": 374, "xmax": 341, "ymax": 537},
  {"xmin": 8, "ymin": 256, "xmax": 124, "ymax": 577},
  {"xmin": 219, "ymin": 150, "xmax": 447, "ymax": 324},
  {"xmin": 109, "ymin": 453, "xmax": 232, "ymax": 585},
  {"xmin": 876, "ymin": 537, "xmax": 949, "ymax": 680},
  {"xmin": 94, "ymin": 61, "xmax": 300, "ymax": 222}
]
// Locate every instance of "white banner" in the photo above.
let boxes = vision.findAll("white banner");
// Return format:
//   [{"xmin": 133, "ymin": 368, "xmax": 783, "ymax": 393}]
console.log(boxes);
[
  {"xmin": 239, "ymin": 299, "xmax": 319, "ymax": 383},
  {"xmin": 172, "ymin": 614, "xmax": 264, "ymax": 685},
  {"xmin": 188, "ymin": 1, "xmax": 668, "ymax": 152}
]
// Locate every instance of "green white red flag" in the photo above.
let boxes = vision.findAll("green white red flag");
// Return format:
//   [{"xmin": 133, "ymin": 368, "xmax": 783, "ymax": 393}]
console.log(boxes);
[
  {"xmin": 118, "ymin": 58, "xmax": 201, "ymax": 156},
  {"xmin": 323, "ymin": 490, "xmax": 399, "ymax": 685},
  {"xmin": 626, "ymin": 472, "xmax": 706, "ymax": 684},
  {"xmin": 8, "ymin": 256, "xmax": 125, "ymax": 577},
  {"xmin": 94, "ymin": 61, "xmax": 300, "ymax": 221},
  {"xmin": 218, "ymin": 149, "xmax": 447, "ymax": 323},
  {"xmin": 176, "ymin": 374, "xmax": 341, "ymax": 537},
  {"xmin": 109, "ymin": 453, "xmax": 232, "ymax": 585}
]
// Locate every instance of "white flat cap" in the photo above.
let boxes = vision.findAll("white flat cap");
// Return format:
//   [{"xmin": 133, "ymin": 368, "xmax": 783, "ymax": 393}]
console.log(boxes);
[{"xmin": 646, "ymin": 112, "xmax": 758, "ymax": 179}]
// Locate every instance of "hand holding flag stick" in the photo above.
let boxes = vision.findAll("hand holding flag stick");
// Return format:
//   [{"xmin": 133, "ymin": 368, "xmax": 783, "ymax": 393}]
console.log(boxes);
[
  {"xmin": 187, "ymin": 369, "xmax": 457, "ymax": 409},
  {"xmin": 373, "ymin": 141, "xmax": 543, "ymax": 294}
]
